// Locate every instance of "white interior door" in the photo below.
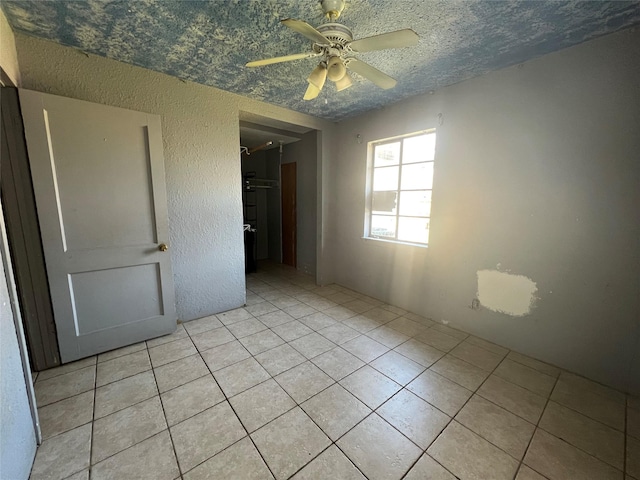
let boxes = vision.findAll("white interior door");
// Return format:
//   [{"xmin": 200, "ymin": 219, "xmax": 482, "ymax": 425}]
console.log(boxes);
[{"xmin": 19, "ymin": 89, "xmax": 176, "ymax": 363}]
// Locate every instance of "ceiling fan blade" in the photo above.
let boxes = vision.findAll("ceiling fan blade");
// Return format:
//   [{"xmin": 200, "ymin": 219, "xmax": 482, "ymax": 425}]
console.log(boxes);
[
  {"xmin": 246, "ymin": 52, "xmax": 320, "ymax": 67},
  {"xmin": 281, "ymin": 18, "xmax": 330, "ymax": 45},
  {"xmin": 349, "ymin": 29, "xmax": 419, "ymax": 53},
  {"xmin": 303, "ymin": 83, "xmax": 321, "ymax": 101},
  {"xmin": 347, "ymin": 58, "xmax": 397, "ymax": 89}
]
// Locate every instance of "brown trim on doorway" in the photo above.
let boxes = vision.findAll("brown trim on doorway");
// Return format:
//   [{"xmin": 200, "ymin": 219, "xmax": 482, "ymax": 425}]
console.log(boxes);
[{"xmin": 1, "ymin": 87, "xmax": 60, "ymax": 370}]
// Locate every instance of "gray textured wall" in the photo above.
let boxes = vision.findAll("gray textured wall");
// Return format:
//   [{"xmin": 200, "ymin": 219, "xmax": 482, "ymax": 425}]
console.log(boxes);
[
  {"xmin": 14, "ymin": 34, "xmax": 331, "ymax": 321},
  {"xmin": 326, "ymin": 28, "xmax": 640, "ymax": 393}
]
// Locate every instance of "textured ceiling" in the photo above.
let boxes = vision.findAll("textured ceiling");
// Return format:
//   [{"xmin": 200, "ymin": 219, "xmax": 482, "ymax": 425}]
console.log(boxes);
[
  {"xmin": 240, "ymin": 125, "xmax": 301, "ymax": 149},
  {"xmin": 3, "ymin": 0, "xmax": 640, "ymax": 121}
]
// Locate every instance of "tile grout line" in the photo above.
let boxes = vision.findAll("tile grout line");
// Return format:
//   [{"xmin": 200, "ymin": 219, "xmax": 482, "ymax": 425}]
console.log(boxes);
[
  {"xmin": 267, "ymin": 314, "xmax": 443, "ymax": 479},
  {"xmin": 395, "ymin": 346, "xmax": 513, "ymax": 479},
  {"xmin": 532, "ymin": 377, "xmax": 627, "ymax": 429},
  {"xmin": 471, "ymin": 366, "xmax": 611, "ymax": 428},
  {"xmin": 310, "ymin": 327, "xmax": 493, "ymax": 476},
  {"xmin": 146, "ymin": 343, "xmax": 183, "ymax": 479},
  {"xmin": 33, "ymin": 363, "xmax": 95, "ymax": 384},
  {"xmin": 535, "ymin": 396, "xmax": 628, "ymax": 438},
  {"xmin": 190, "ymin": 293, "xmax": 537, "ymax": 479},
  {"xmin": 31, "ymin": 384, "xmax": 96, "ymax": 411},
  {"xmin": 527, "ymin": 424, "xmax": 626, "ymax": 473},
  {"xmin": 624, "ymin": 395, "xmax": 628, "ymax": 477},
  {"xmin": 86, "ymin": 349, "xmax": 169, "ymax": 473},
  {"xmin": 271, "ymin": 373, "xmax": 372, "ymax": 479},
  {"xmin": 188, "ymin": 300, "xmax": 380, "ymax": 478},
  {"xmin": 515, "ymin": 373, "xmax": 561, "ymax": 480},
  {"xmin": 183, "ymin": 320, "xmax": 280, "ymax": 480},
  {"xmin": 89, "ymin": 359, "xmax": 98, "ymax": 479},
  {"xmin": 369, "ymin": 388, "xmax": 448, "ymax": 480}
]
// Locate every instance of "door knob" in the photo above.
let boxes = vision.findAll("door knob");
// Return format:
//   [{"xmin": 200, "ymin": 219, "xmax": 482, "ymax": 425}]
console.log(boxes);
[{"xmin": 158, "ymin": 243, "xmax": 168, "ymax": 252}]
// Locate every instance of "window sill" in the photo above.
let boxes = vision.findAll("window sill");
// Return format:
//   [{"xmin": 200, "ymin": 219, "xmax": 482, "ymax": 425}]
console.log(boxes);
[{"xmin": 361, "ymin": 236, "xmax": 429, "ymax": 249}]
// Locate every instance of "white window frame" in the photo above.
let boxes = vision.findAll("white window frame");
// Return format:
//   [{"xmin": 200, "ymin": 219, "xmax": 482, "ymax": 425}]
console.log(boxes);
[{"xmin": 365, "ymin": 129, "xmax": 436, "ymax": 247}]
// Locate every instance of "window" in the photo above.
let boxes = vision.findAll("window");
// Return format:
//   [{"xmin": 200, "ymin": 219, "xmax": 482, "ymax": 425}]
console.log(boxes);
[{"xmin": 366, "ymin": 131, "xmax": 436, "ymax": 245}]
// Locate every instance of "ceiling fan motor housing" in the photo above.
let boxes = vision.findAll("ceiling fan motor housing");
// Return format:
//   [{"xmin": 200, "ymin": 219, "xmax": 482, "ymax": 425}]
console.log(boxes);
[
  {"xmin": 315, "ymin": 24, "xmax": 352, "ymax": 82},
  {"xmin": 317, "ymin": 23, "xmax": 354, "ymax": 46}
]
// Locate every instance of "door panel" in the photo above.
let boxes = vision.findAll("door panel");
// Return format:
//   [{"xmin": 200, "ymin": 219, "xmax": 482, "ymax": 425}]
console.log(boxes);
[
  {"xmin": 69, "ymin": 263, "xmax": 163, "ymax": 335},
  {"xmin": 19, "ymin": 89, "xmax": 176, "ymax": 363},
  {"xmin": 49, "ymin": 115, "xmax": 157, "ymax": 250},
  {"xmin": 281, "ymin": 162, "xmax": 297, "ymax": 267}
]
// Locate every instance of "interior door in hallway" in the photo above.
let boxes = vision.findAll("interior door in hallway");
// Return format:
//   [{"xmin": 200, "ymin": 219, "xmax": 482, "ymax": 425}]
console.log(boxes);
[
  {"xmin": 19, "ymin": 89, "xmax": 177, "ymax": 363},
  {"xmin": 281, "ymin": 162, "xmax": 297, "ymax": 267}
]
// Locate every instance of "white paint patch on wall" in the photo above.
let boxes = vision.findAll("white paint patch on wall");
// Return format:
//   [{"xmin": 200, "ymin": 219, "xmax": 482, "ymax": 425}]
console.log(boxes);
[{"xmin": 477, "ymin": 270, "xmax": 538, "ymax": 317}]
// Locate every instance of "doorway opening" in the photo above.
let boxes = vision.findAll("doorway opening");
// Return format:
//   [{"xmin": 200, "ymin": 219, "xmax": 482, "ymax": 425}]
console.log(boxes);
[{"xmin": 239, "ymin": 120, "xmax": 318, "ymax": 277}]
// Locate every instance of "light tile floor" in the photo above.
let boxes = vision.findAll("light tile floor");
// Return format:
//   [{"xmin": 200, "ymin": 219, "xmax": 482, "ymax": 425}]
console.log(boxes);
[{"xmin": 30, "ymin": 263, "xmax": 639, "ymax": 480}]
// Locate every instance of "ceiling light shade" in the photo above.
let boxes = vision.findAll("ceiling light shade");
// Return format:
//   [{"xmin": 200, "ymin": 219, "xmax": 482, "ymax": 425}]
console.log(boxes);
[
  {"xmin": 327, "ymin": 56, "xmax": 347, "ymax": 82},
  {"xmin": 307, "ymin": 64, "xmax": 327, "ymax": 89},
  {"xmin": 335, "ymin": 72, "xmax": 353, "ymax": 91}
]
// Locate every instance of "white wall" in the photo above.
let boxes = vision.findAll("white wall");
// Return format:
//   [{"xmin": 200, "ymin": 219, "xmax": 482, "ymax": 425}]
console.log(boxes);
[
  {"xmin": 14, "ymin": 34, "xmax": 333, "ymax": 321},
  {"xmin": 327, "ymin": 27, "xmax": 640, "ymax": 393},
  {"xmin": 0, "ymin": 15, "xmax": 37, "ymax": 479},
  {"xmin": 0, "ymin": 200, "xmax": 37, "ymax": 479}
]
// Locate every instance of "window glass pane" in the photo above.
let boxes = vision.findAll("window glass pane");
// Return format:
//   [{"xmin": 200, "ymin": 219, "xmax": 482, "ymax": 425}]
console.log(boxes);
[
  {"xmin": 400, "ymin": 162, "xmax": 434, "ymax": 190},
  {"xmin": 373, "ymin": 166, "xmax": 399, "ymax": 191},
  {"xmin": 374, "ymin": 142, "xmax": 400, "ymax": 167},
  {"xmin": 397, "ymin": 217, "xmax": 430, "ymax": 244},
  {"xmin": 403, "ymin": 133, "xmax": 436, "ymax": 163},
  {"xmin": 399, "ymin": 191, "xmax": 431, "ymax": 217},
  {"xmin": 371, "ymin": 215, "xmax": 396, "ymax": 238},
  {"xmin": 372, "ymin": 191, "xmax": 398, "ymax": 214}
]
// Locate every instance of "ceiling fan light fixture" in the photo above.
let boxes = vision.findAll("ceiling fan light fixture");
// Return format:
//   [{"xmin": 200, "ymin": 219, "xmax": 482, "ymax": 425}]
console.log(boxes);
[
  {"xmin": 307, "ymin": 63, "xmax": 328, "ymax": 89},
  {"xmin": 248, "ymin": 7, "xmax": 419, "ymax": 100},
  {"xmin": 327, "ymin": 56, "xmax": 347, "ymax": 82},
  {"xmin": 335, "ymin": 72, "xmax": 353, "ymax": 91}
]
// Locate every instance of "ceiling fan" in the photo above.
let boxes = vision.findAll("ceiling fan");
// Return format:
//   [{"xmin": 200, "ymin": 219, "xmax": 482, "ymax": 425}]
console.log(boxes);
[{"xmin": 246, "ymin": 0, "xmax": 419, "ymax": 100}]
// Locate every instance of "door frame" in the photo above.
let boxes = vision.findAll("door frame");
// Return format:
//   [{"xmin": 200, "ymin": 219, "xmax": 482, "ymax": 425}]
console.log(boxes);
[
  {"xmin": 1, "ymin": 68, "xmax": 42, "ymax": 443},
  {"xmin": 281, "ymin": 161, "xmax": 297, "ymax": 268},
  {"xmin": 1, "ymin": 86, "xmax": 59, "ymax": 371},
  {"xmin": 0, "ymin": 198, "xmax": 41, "ymax": 444}
]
